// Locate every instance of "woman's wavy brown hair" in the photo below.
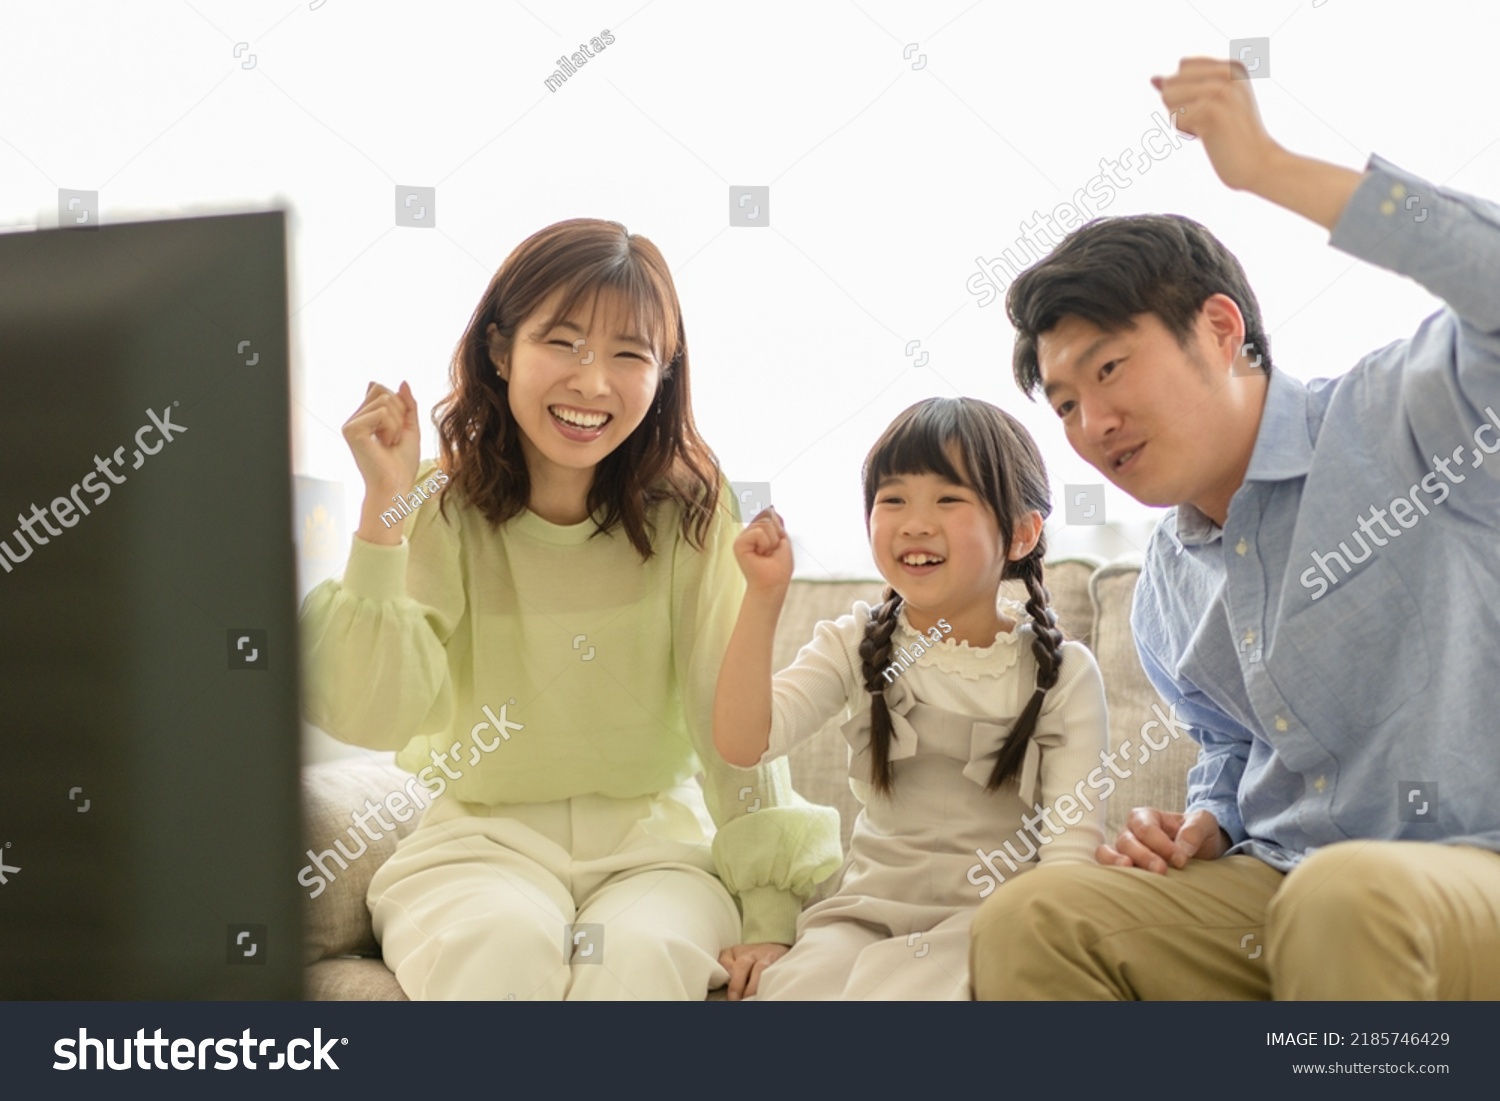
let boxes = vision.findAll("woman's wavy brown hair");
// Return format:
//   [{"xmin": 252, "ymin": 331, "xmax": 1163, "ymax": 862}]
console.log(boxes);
[
  {"xmin": 856, "ymin": 397, "xmax": 1063, "ymax": 796},
  {"xmin": 434, "ymin": 218, "xmax": 722, "ymax": 559}
]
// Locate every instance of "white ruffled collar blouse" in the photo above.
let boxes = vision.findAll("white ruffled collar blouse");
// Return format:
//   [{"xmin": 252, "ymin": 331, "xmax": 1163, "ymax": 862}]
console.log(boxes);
[{"xmin": 890, "ymin": 597, "xmax": 1029, "ymax": 681}]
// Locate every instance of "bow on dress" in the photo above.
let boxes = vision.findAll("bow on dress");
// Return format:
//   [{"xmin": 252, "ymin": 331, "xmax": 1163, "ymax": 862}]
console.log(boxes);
[{"xmin": 839, "ymin": 676, "xmax": 1062, "ymax": 805}]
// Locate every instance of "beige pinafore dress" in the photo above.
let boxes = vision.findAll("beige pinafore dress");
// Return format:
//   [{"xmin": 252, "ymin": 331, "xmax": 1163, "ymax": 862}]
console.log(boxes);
[{"xmin": 757, "ymin": 673, "xmax": 1061, "ymax": 1000}]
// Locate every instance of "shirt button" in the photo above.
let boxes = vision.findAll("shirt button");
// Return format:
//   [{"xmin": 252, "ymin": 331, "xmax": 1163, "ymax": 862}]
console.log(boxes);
[
  {"xmin": 1314, "ymin": 775, "xmax": 1328, "ymax": 793},
  {"xmin": 1243, "ymin": 629, "xmax": 1256, "ymax": 646},
  {"xmin": 1235, "ymin": 538, "xmax": 1248, "ymax": 556},
  {"xmin": 1275, "ymin": 716, "xmax": 1289, "ymax": 732},
  {"xmin": 1391, "ymin": 183, "xmax": 1407, "ymax": 199},
  {"xmin": 1380, "ymin": 199, "xmax": 1396, "ymax": 216}
]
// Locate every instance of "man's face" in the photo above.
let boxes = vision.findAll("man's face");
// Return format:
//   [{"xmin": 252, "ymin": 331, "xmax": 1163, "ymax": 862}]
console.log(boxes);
[{"xmin": 1038, "ymin": 307, "xmax": 1251, "ymax": 514}]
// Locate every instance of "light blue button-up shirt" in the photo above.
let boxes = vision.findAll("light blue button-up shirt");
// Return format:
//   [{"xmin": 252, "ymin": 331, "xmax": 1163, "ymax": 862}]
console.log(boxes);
[{"xmin": 1131, "ymin": 153, "xmax": 1500, "ymax": 872}]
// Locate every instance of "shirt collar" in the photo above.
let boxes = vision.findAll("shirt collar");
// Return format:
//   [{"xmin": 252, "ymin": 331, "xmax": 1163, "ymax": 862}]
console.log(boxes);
[
  {"xmin": 1243, "ymin": 367, "xmax": 1314, "ymax": 483},
  {"xmin": 1169, "ymin": 503, "xmax": 1221, "ymax": 549},
  {"xmin": 1165, "ymin": 369, "xmax": 1313, "ymax": 551}
]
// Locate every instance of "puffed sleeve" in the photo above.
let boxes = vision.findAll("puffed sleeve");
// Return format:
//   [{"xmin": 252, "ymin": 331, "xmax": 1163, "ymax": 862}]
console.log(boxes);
[
  {"xmin": 299, "ymin": 461, "xmax": 465, "ymax": 752},
  {"xmin": 671, "ymin": 484, "xmax": 842, "ymax": 944}
]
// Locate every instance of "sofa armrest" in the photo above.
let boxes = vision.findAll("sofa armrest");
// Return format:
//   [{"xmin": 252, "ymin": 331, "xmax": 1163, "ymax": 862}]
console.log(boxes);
[{"xmin": 301, "ymin": 758, "xmax": 425, "ymax": 964}]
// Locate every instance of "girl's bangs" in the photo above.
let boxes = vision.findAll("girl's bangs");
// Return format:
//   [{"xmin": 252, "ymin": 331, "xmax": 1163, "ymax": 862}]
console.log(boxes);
[{"xmin": 866, "ymin": 409, "xmax": 975, "ymax": 494}]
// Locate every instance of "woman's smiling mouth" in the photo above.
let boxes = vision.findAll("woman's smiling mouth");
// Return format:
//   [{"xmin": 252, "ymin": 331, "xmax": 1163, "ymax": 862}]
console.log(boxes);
[{"xmin": 549, "ymin": 404, "xmax": 612, "ymax": 441}]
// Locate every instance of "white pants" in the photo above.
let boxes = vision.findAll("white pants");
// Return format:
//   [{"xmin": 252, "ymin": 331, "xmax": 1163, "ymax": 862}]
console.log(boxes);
[
  {"xmin": 756, "ymin": 898, "xmax": 975, "ymax": 1000},
  {"xmin": 368, "ymin": 782, "xmax": 741, "ymax": 1000}
]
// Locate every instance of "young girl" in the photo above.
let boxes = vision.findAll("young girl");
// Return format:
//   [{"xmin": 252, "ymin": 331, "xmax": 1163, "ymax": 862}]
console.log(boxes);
[
  {"xmin": 300, "ymin": 218, "xmax": 839, "ymax": 1000},
  {"xmin": 714, "ymin": 397, "xmax": 1109, "ymax": 999}
]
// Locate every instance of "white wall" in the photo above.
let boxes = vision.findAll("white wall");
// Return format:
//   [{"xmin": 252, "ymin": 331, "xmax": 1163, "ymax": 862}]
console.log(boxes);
[{"xmin": 4, "ymin": 0, "xmax": 1494, "ymax": 577}]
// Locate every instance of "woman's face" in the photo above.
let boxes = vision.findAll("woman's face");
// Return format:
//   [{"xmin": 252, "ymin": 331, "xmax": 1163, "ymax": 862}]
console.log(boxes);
[{"xmin": 488, "ymin": 287, "xmax": 662, "ymax": 484}]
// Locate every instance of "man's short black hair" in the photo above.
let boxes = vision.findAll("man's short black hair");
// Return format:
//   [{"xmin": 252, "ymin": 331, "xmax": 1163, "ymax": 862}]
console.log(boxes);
[{"xmin": 1007, "ymin": 213, "xmax": 1272, "ymax": 396}]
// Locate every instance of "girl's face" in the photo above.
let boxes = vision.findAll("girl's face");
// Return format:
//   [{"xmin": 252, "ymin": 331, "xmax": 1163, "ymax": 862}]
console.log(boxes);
[
  {"xmin": 489, "ymin": 287, "xmax": 662, "ymax": 486},
  {"xmin": 867, "ymin": 446, "xmax": 1008, "ymax": 631}
]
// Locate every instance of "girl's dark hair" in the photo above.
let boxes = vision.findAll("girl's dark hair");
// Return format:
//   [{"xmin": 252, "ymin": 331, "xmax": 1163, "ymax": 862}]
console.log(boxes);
[
  {"xmin": 856, "ymin": 397, "xmax": 1063, "ymax": 795},
  {"xmin": 434, "ymin": 218, "xmax": 721, "ymax": 559},
  {"xmin": 1006, "ymin": 213, "xmax": 1272, "ymax": 397}
]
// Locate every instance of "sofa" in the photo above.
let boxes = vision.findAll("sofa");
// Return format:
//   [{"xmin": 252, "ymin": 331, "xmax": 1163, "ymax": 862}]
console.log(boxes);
[{"xmin": 301, "ymin": 554, "xmax": 1196, "ymax": 1000}]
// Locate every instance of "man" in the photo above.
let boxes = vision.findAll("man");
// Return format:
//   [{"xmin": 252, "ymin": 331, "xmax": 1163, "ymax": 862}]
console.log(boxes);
[{"xmin": 970, "ymin": 58, "xmax": 1500, "ymax": 999}]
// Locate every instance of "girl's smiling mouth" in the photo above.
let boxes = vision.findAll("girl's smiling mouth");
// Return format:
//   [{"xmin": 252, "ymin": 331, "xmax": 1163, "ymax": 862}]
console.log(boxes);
[{"xmin": 898, "ymin": 550, "xmax": 945, "ymax": 575}]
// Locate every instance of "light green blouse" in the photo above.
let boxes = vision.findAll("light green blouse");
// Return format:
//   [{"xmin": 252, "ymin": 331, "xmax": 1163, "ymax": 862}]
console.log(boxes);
[{"xmin": 299, "ymin": 465, "xmax": 841, "ymax": 943}]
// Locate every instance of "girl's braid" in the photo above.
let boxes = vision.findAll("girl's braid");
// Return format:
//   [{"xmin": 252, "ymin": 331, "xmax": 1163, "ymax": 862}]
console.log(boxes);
[
  {"xmin": 855, "ymin": 588, "xmax": 906, "ymax": 795},
  {"xmin": 986, "ymin": 553, "xmax": 1064, "ymax": 791}
]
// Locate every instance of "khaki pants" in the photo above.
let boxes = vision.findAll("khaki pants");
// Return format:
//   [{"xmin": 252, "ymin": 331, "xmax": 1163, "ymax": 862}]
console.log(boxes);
[{"xmin": 970, "ymin": 842, "xmax": 1500, "ymax": 999}]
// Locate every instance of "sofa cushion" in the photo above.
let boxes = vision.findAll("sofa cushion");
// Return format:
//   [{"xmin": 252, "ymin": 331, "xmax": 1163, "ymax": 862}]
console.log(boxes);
[
  {"xmin": 1088, "ymin": 557, "xmax": 1199, "ymax": 838},
  {"xmin": 305, "ymin": 956, "xmax": 409, "ymax": 1001},
  {"xmin": 301, "ymin": 758, "xmax": 425, "ymax": 963},
  {"xmin": 1040, "ymin": 556, "xmax": 1102, "ymax": 650}
]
